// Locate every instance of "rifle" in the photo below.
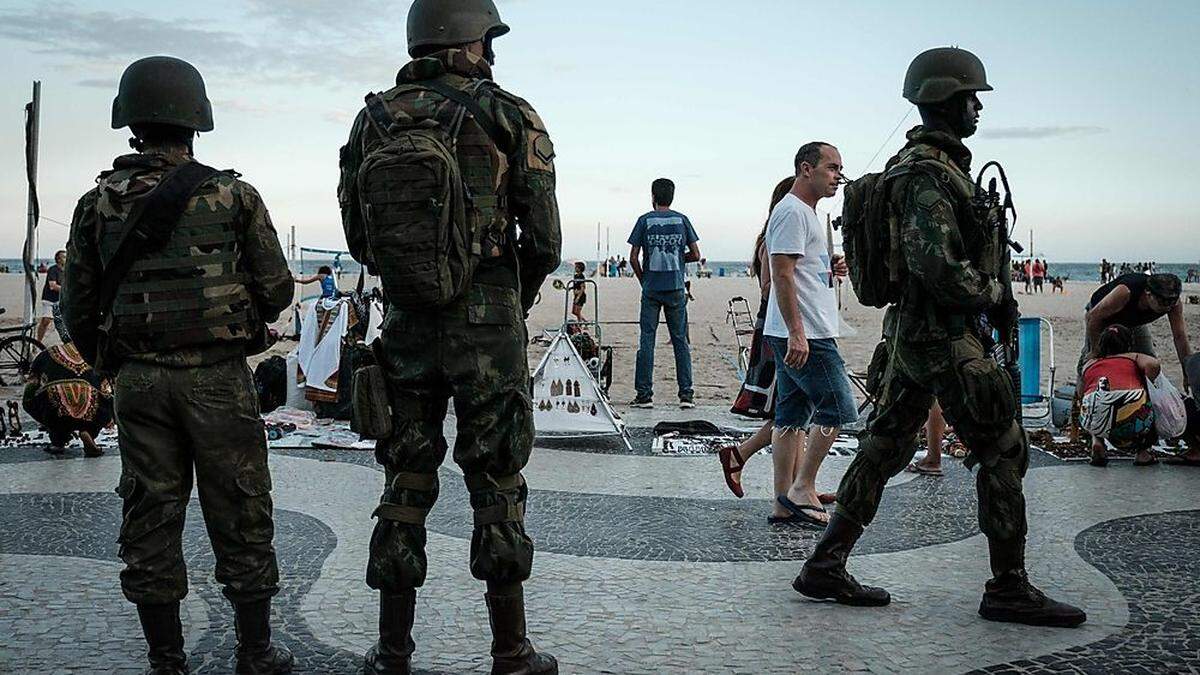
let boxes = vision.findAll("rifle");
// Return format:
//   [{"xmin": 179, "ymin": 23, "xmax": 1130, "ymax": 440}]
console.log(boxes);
[{"xmin": 974, "ymin": 161, "xmax": 1023, "ymax": 413}]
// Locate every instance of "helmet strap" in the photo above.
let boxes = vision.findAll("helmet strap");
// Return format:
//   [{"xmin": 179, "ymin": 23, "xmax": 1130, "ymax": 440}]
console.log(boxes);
[{"xmin": 483, "ymin": 36, "xmax": 496, "ymax": 66}]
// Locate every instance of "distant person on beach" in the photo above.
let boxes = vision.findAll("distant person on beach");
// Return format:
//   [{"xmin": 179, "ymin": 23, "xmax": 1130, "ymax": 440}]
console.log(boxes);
[
  {"xmin": 761, "ymin": 142, "xmax": 856, "ymax": 528},
  {"xmin": 1032, "ymin": 258, "xmax": 1045, "ymax": 293},
  {"xmin": 1022, "ymin": 259, "xmax": 1033, "ymax": 294},
  {"xmin": 36, "ymin": 250, "xmax": 66, "ymax": 343},
  {"xmin": 1081, "ymin": 272, "xmax": 1193, "ymax": 389},
  {"xmin": 628, "ymin": 177, "xmax": 701, "ymax": 409},
  {"xmin": 570, "ymin": 261, "xmax": 587, "ymax": 323},
  {"xmin": 294, "ymin": 265, "xmax": 337, "ymax": 298},
  {"xmin": 719, "ymin": 176, "xmax": 836, "ymax": 518}
]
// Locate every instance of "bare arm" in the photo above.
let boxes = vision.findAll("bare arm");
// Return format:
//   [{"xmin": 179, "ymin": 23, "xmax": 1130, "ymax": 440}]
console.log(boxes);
[
  {"xmin": 629, "ymin": 245, "xmax": 643, "ymax": 282},
  {"xmin": 293, "ymin": 274, "xmax": 318, "ymax": 284},
  {"xmin": 1133, "ymin": 353, "xmax": 1162, "ymax": 381},
  {"xmin": 757, "ymin": 244, "xmax": 771, "ymax": 297},
  {"xmin": 1084, "ymin": 286, "xmax": 1130, "ymax": 352},
  {"xmin": 684, "ymin": 242, "xmax": 701, "ymax": 263},
  {"xmin": 770, "ymin": 252, "xmax": 809, "ymax": 368},
  {"xmin": 1167, "ymin": 302, "xmax": 1192, "ymax": 387}
]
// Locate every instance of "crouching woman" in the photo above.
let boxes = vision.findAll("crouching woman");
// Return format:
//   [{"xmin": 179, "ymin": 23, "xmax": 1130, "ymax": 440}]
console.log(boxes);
[{"xmin": 1079, "ymin": 325, "xmax": 1160, "ymax": 466}]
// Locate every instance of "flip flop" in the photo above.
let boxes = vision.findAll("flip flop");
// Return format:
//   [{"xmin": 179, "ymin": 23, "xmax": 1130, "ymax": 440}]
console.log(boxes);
[
  {"xmin": 776, "ymin": 495, "xmax": 828, "ymax": 528},
  {"xmin": 905, "ymin": 462, "xmax": 944, "ymax": 476},
  {"xmin": 717, "ymin": 444, "xmax": 745, "ymax": 498},
  {"xmin": 768, "ymin": 513, "xmax": 803, "ymax": 525}
]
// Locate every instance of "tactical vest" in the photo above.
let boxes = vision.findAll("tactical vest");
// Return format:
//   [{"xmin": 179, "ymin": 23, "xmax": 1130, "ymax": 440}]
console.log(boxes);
[{"xmin": 94, "ymin": 171, "xmax": 258, "ymax": 355}]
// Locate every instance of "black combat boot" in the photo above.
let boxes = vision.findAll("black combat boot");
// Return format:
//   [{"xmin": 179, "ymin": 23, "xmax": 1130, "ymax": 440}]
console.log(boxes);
[
  {"xmin": 232, "ymin": 599, "xmax": 294, "ymax": 674},
  {"xmin": 136, "ymin": 602, "xmax": 189, "ymax": 675},
  {"xmin": 978, "ymin": 538, "xmax": 1087, "ymax": 627},
  {"xmin": 484, "ymin": 584, "xmax": 558, "ymax": 675},
  {"xmin": 363, "ymin": 591, "xmax": 416, "ymax": 675},
  {"xmin": 792, "ymin": 513, "xmax": 890, "ymax": 606}
]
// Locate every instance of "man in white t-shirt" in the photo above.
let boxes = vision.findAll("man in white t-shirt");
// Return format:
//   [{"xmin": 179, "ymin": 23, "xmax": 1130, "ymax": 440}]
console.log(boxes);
[{"xmin": 762, "ymin": 142, "xmax": 857, "ymax": 527}]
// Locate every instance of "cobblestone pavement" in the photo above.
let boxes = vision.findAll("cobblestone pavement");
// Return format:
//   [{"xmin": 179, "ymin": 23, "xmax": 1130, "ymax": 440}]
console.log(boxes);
[{"xmin": 2, "ymin": 419, "xmax": 1199, "ymax": 673}]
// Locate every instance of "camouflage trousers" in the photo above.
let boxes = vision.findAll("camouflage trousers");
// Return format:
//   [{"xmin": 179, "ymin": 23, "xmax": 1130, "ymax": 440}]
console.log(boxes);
[
  {"xmin": 838, "ymin": 333, "xmax": 1029, "ymax": 545},
  {"xmin": 368, "ymin": 283, "xmax": 535, "ymax": 593},
  {"xmin": 113, "ymin": 358, "xmax": 279, "ymax": 605}
]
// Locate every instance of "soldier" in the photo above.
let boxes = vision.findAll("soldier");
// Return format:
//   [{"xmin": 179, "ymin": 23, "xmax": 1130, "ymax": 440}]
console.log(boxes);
[
  {"xmin": 338, "ymin": 0, "xmax": 561, "ymax": 673},
  {"xmin": 793, "ymin": 48, "xmax": 1087, "ymax": 627},
  {"xmin": 61, "ymin": 56, "xmax": 295, "ymax": 673}
]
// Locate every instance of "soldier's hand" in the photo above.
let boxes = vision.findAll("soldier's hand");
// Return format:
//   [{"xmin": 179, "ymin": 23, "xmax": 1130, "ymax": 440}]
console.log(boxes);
[
  {"xmin": 831, "ymin": 254, "xmax": 849, "ymax": 278},
  {"xmin": 785, "ymin": 334, "xmax": 810, "ymax": 369},
  {"xmin": 988, "ymin": 296, "xmax": 1020, "ymax": 329}
]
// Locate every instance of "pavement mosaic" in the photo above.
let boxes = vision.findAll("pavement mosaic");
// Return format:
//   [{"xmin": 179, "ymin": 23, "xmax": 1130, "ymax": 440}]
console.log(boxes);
[{"xmin": 2, "ymin": 409, "xmax": 1199, "ymax": 673}]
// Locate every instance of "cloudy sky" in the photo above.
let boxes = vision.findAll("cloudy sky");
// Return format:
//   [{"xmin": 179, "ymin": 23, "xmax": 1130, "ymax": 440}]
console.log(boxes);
[{"xmin": 2, "ymin": 0, "xmax": 1197, "ymax": 263}]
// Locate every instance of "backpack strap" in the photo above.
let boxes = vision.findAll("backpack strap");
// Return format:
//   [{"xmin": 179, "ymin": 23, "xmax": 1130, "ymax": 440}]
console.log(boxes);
[
  {"xmin": 97, "ymin": 161, "xmax": 221, "ymax": 325},
  {"xmin": 419, "ymin": 79, "xmax": 509, "ymax": 153},
  {"xmin": 363, "ymin": 93, "xmax": 396, "ymax": 136}
]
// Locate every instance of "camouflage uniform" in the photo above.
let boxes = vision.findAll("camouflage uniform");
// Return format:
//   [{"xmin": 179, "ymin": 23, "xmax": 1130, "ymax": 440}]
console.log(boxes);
[
  {"xmin": 339, "ymin": 49, "xmax": 561, "ymax": 593},
  {"xmin": 837, "ymin": 126, "xmax": 1029, "ymax": 550},
  {"xmin": 62, "ymin": 151, "xmax": 294, "ymax": 606}
]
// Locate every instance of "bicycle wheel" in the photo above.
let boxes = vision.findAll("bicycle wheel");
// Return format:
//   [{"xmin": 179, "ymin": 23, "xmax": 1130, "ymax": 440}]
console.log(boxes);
[{"xmin": 0, "ymin": 335, "xmax": 45, "ymax": 386}]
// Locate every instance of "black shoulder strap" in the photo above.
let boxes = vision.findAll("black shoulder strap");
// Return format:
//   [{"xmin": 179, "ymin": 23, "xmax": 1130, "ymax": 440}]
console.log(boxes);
[
  {"xmin": 363, "ymin": 93, "xmax": 395, "ymax": 135},
  {"xmin": 97, "ymin": 160, "xmax": 221, "ymax": 321},
  {"xmin": 420, "ymin": 79, "xmax": 508, "ymax": 152}
]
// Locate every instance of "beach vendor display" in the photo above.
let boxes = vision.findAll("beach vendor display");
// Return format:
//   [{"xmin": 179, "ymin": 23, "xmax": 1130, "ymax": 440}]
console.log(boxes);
[{"xmin": 22, "ymin": 343, "xmax": 112, "ymax": 457}]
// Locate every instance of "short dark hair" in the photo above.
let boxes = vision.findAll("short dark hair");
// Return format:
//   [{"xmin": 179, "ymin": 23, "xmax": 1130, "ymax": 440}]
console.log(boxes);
[
  {"xmin": 651, "ymin": 178, "xmax": 675, "ymax": 207},
  {"xmin": 1097, "ymin": 324, "xmax": 1133, "ymax": 358},
  {"xmin": 318, "ymin": 265, "xmax": 333, "ymax": 275},
  {"xmin": 1147, "ymin": 273, "xmax": 1182, "ymax": 303},
  {"xmin": 794, "ymin": 142, "xmax": 832, "ymax": 174}
]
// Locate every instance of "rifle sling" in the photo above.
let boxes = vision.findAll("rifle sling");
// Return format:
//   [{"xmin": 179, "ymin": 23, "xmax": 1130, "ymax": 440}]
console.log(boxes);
[{"xmin": 97, "ymin": 161, "xmax": 221, "ymax": 323}]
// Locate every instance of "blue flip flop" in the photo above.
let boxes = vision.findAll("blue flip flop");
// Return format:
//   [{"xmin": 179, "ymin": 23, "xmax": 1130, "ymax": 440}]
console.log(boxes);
[{"xmin": 776, "ymin": 495, "xmax": 828, "ymax": 528}]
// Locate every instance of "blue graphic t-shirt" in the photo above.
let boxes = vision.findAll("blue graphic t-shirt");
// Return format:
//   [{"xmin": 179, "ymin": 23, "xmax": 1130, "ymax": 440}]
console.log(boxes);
[{"xmin": 627, "ymin": 209, "xmax": 699, "ymax": 293}]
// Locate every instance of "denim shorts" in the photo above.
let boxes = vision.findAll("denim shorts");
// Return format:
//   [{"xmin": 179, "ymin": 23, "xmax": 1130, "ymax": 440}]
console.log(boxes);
[{"xmin": 765, "ymin": 336, "xmax": 859, "ymax": 429}]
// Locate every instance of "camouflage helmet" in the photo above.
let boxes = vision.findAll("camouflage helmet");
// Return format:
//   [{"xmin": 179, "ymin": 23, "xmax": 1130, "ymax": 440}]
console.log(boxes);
[
  {"xmin": 111, "ymin": 56, "xmax": 213, "ymax": 132},
  {"xmin": 903, "ymin": 47, "xmax": 993, "ymax": 104},
  {"xmin": 406, "ymin": 0, "xmax": 510, "ymax": 57}
]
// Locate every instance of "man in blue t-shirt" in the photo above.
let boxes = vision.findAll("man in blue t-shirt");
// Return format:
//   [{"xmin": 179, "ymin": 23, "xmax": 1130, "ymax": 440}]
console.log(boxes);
[{"xmin": 627, "ymin": 178, "xmax": 701, "ymax": 408}]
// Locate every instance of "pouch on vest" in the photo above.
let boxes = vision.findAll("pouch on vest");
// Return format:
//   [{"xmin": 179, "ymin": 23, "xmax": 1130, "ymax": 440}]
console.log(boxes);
[
  {"xmin": 351, "ymin": 341, "xmax": 392, "ymax": 440},
  {"xmin": 356, "ymin": 80, "xmax": 502, "ymax": 310}
]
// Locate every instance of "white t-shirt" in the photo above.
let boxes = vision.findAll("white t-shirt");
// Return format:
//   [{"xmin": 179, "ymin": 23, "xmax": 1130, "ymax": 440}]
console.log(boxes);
[{"xmin": 763, "ymin": 194, "xmax": 839, "ymax": 340}]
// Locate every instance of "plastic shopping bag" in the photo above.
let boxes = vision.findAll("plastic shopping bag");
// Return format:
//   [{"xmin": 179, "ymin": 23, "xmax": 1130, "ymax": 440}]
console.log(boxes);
[{"xmin": 1146, "ymin": 373, "xmax": 1187, "ymax": 439}]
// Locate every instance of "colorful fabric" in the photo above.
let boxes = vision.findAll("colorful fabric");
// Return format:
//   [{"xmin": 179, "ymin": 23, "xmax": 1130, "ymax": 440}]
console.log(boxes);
[{"xmin": 1108, "ymin": 392, "xmax": 1157, "ymax": 450}]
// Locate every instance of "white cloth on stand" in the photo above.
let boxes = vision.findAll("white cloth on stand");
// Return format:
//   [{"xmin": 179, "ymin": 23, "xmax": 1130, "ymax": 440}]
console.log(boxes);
[{"xmin": 297, "ymin": 298, "xmax": 349, "ymax": 393}]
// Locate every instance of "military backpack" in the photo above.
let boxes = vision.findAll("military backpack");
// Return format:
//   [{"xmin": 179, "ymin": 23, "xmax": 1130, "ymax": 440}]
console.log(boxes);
[
  {"xmin": 356, "ymin": 79, "xmax": 503, "ymax": 309},
  {"xmin": 839, "ymin": 148, "xmax": 975, "ymax": 308}
]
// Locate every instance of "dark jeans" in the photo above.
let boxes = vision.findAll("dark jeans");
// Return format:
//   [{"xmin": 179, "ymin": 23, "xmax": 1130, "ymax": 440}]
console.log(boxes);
[{"xmin": 635, "ymin": 288, "xmax": 693, "ymax": 399}]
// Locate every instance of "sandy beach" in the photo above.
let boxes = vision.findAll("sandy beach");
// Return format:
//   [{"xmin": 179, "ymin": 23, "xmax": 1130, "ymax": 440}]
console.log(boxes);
[{"xmin": 3, "ymin": 273, "xmax": 1198, "ymax": 411}]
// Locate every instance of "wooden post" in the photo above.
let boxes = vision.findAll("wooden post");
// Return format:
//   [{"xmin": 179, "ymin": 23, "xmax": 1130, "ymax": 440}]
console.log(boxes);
[{"xmin": 23, "ymin": 81, "xmax": 41, "ymax": 325}]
